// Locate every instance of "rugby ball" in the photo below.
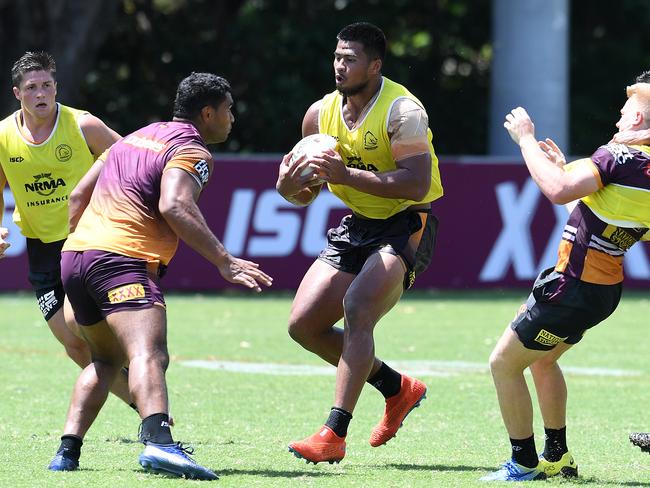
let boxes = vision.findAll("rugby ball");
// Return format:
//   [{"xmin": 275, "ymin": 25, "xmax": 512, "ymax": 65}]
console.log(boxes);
[{"xmin": 290, "ymin": 133, "xmax": 338, "ymax": 179}]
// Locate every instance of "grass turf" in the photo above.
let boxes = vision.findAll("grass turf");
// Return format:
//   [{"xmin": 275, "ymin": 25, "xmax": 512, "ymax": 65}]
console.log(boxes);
[{"xmin": 1, "ymin": 290, "xmax": 650, "ymax": 487}]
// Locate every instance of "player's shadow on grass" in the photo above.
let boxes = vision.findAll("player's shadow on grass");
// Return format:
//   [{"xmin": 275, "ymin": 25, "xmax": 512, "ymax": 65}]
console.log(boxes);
[
  {"xmin": 385, "ymin": 462, "xmax": 494, "ymax": 472},
  {"xmin": 116, "ymin": 437, "xmax": 140, "ymax": 444},
  {"xmin": 115, "ymin": 437, "xmax": 213, "ymax": 445},
  {"xmin": 217, "ymin": 468, "xmax": 340, "ymax": 478},
  {"xmin": 581, "ymin": 480, "xmax": 650, "ymax": 487},
  {"xmin": 387, "ymin": 466, "xmax": 650, "ymax": 486},
  {"xmin": 128, "ymin": 468, "xmax": 337, "ymax": 479}
]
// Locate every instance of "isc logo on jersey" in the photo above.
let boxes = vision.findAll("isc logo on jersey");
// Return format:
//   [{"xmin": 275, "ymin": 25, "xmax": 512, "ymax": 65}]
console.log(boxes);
[{"xmin": 194, "ymin": 160, "xmax": 210, "ymax": 185}]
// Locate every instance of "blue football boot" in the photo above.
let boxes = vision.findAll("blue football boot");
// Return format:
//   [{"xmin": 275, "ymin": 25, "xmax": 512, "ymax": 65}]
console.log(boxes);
[
  {"xmin": 139, "ymin": 442, "xmax": 218, "ymax": 480},
  {"xmin": 480, "ymin": 459, "xmax": 547, "ymax": 481},
  {"xmin": 48, "ymin": 450, "xmax": 79, "ymax": 471}
]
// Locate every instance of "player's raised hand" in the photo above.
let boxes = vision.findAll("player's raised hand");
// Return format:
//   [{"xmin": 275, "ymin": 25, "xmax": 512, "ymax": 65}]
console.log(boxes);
[
  {"xmin": 217, "ymin": 255, "xmax": 273, "ymax": 292},
  {"xmin": 0, "ymin": 227, "xmax": 10, "ymax": 259},
  {"xmin": 504, "ymin": 107, "xmax": 535, "ymax": 145},
  {"xmin": 539, "ymin": 138, "xmax": 566, "ymax": 168},
  {"xmin": 612, "ymin": 128, "xmax": 650, "ymax": 145}
]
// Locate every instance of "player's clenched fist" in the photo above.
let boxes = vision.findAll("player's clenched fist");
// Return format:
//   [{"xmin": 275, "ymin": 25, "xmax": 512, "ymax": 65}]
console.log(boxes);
[{"xmin": 504, "ymin": 107, "xmax": 536, "ymax": 146}]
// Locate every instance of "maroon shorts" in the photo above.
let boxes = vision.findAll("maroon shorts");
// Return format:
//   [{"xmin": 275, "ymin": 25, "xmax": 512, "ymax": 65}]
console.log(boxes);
[{"xmin": 61, "ymin": 250, "xmax": 166, "ymax": 326}]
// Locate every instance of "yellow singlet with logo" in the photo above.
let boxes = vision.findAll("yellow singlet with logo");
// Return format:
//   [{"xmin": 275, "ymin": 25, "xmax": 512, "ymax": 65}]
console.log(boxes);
[
  {"xmin": 0, "ymin": 103, "xmax": 94, "ymax": 242},
  {"xmin": 318, "ymin": 77, "xmax": 443, "ymax": 219},
  {"xmin": 580, "ymin": 144, "xmax": 650, "ymax": 227}
]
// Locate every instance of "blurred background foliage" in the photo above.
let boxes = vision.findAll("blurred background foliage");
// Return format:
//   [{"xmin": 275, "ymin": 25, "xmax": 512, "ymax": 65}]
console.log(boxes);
[{"xmin": 0, "ymin": 0, "xmax": 649, "ymax": 155}]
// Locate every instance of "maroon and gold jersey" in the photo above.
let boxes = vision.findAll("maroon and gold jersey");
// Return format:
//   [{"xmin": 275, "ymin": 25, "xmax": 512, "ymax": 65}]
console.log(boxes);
[
  {"xmin": 555, "ymin": 143, "xmax": 650, "ymax": 284},
  {"xmin": 63, "ymin": 121, "xmax": 213, "ymax": 265}
]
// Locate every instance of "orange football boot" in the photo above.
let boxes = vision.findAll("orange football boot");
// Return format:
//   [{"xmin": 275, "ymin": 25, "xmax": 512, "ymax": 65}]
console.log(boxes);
[
  {"xmin": 288, "ymin": 425, "xmax": 346, "ymax": 464},
  {"xmin": 369, "ymin": 374, "xmax": 427, "ymax": 447}
]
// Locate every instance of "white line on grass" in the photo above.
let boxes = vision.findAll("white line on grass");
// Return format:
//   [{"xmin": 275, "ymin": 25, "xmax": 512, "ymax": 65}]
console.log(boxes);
[{"xmin": 179, "ymin": 359, "xmax": 641, "ymax": 378}]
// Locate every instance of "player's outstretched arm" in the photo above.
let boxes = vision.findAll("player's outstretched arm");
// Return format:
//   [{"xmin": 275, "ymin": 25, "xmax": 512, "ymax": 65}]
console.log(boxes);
[
  {"xmin": 504, "ymin": 107, "xmax": 600, "ymax": 204},
  {"xmin": 159, "ymin": 168, "xmax": 273, "ymax": 292},
  {"xmin": 538, "ymin": 137, "xmax": 579, "ymax": 213}
]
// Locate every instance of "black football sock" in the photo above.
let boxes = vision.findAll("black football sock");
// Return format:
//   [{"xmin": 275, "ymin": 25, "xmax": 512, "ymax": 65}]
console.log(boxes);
[
  {"xmin": 543, "ymin": 426, "xmax": 568, "ymax": 462},
  {"xmin": 367, "ymin": 362, "xmax": 402, "ymax": 399},
  {"xmin": 510, "ymin": 435, "xmax": 538, "ymax": 468},
  {"xmin": 325, "ymin": 407, "xmax": 352, "ymax": 438},
  {"xmin": 57, "ymin": 435, "xmax": 83, "ymax": 462},
  {"xmin": 140, "ymin": 413, "xmax": 174, "ymax": 444}
]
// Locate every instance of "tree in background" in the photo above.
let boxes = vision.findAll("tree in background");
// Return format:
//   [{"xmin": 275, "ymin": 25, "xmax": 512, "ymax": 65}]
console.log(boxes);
[
  {"xmin": 3, "ymin": 0, "xmax": 649, "ymax": 155},
  {"xmin": 73, "ymin": 0, "xmax": 491, "ymax": 154},
  {"xmin": 0, "ymin": 0, "xmax": 490, "ymax": 154},
  {"xmin": 0, "ymin": 0, "xmax": 119, "ymax": 111},
  {"xmin": 569, "ymin": 0, "xmax": 650, "ymax": 155}
]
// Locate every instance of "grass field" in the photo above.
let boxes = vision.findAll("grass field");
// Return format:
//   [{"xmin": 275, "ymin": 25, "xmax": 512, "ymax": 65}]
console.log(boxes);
[{"xmin": 2, "ymin": 290, "xmax": 650, "ymax": 487}]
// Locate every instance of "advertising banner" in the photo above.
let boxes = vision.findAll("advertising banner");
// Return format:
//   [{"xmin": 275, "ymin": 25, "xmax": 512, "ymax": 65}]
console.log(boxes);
[{"xmin": 3, "ymin": 156, "xmax": 650, "ymax": 290}]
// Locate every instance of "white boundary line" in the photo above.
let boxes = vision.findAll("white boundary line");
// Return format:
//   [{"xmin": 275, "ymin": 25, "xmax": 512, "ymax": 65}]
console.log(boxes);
[{"xmin": 179, "ymin": 359, "xmax": 641, "ymax": 378}]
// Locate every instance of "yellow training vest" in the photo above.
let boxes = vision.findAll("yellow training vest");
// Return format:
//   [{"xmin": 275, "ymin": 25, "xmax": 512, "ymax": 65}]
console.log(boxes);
[
  {"xmin": 0, "ymin": 104, "xmax": 95, "ymax": 242},
  {"xmin": 581, "ymin": 145, "xmax": 650, "ymax": 228},
  {"xmin": 318, "ymin": 77, "xmax": 443, "ymax": 219}
]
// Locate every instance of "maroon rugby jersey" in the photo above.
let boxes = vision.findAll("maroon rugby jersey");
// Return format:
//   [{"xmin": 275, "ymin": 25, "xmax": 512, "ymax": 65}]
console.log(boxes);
[
  {"xmin": 556, "ymin": 143, "xmax": 650, "ymax": 284},
  {"xmin": 63, "ymin": 121, "xmax": 213, "ymax": 265}
]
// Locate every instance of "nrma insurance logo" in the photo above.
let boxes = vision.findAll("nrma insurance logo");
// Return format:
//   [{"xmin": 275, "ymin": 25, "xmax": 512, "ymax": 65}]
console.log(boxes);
[
  {"xmin": 2, "ymin": 188, "xmax": 26, "ymax": 257},
  {"xmin": 24, "ymin": 173, "xmax": 66, "ymax": 196}
]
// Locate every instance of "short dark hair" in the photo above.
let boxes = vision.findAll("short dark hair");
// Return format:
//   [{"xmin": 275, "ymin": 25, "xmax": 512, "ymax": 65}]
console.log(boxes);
[
  {"xmin": 337, "ymin": 22, "xmax": 386, "ymax": 62},
  {"xmin": 173, "ymin": 72, "xmax": 231, "ymax": 120},
  {"xmin": 636, "ymin": 71, "xmax": 650, "ymax": 84},
  {"xmin": 11, "ymin": 51, "xmax": 56, "ymax": 87}
]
